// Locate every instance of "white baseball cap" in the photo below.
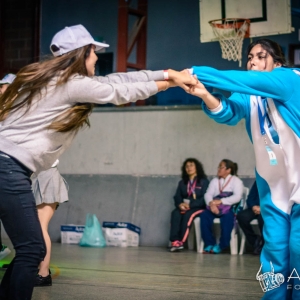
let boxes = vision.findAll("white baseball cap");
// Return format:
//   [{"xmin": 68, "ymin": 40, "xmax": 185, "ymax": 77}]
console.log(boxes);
[
  {"xmin": 50, "ymin": 24, "xmax": 109, "ymax": 57},
  {"xmin": 0, "ymin": 73, "xmax": 16, "ymax": 85}
]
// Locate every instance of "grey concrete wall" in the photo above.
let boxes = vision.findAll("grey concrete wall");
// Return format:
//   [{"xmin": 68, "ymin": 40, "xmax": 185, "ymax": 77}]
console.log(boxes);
[
  {"xmin": 49, "ymin": 174, "xmax": 255, "ymax": 247},
  {"xmin": 49, "ymin": 175, "xmax": 177, "ymax": 247},
  {"xmin": 58, "ymin": 109, "xmax": 256, "ymax": 177},
  {"xmin": 48, "ymin": 109, "xmax": 257, "ymax": 247}
]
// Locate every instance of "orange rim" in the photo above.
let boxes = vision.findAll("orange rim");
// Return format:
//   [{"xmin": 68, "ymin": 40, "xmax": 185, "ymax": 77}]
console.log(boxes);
[{"xmin": 209, "ymin": 18, "xmax": 250, "ymax": 38}]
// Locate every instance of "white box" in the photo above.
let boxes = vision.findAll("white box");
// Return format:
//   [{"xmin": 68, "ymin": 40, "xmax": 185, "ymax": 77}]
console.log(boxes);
[
  {"xmin": 102, "ymin": 222, "xmax": 141, "ymax": 247},
  {"xmin": 61, "ymin": 224, "xmax": 85, "ymax": 244}
]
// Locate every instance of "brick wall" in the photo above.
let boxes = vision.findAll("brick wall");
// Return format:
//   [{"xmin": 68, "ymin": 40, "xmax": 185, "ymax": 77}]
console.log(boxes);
[{"xmin": 0, "ymin": 0, "xmax": 40, "ymax": 77}]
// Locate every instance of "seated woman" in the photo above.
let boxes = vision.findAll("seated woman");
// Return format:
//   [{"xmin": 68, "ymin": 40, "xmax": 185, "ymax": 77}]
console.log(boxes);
[
  {"xmin": 169, "ymin": 158, "xmax": 209, "ymax": 252},
  {"xmin": 201, "ymin": 159, "xmax": 244, "ymax": 254}
]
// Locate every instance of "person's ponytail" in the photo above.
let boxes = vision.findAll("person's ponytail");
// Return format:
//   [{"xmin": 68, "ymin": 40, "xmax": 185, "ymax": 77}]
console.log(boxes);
[
  {"xmin": 221, "ymin": 159, "xmax": 238, "ymax": 176},
  {"xmin": 231, "ymin": 162, "xmax": 238, "ymax": 176}
]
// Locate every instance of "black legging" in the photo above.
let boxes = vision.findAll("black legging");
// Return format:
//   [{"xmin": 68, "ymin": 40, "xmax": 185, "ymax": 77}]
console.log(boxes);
[
  {"xmin": 170, "ymin": 207, "xmax": 204, "ymax": 242},
  {"xmin": 237, "ymin": 207, "xmax": 264, "ymax": 247}
]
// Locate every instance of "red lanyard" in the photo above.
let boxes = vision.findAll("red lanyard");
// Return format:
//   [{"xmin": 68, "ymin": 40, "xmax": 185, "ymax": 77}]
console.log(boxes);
[
  {"xmin": 219, "ymin": 176, "xmax": 232, "ymax": 193},
  {"xmin": 187, "ymin": 179, "xmax": 197, "ymax": 197}
]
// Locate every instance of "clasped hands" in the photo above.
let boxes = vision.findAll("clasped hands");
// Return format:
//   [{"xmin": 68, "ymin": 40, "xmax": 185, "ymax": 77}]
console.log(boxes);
[
  {"xmin": 166, "ymin": 69, "xmax": 207, "ymax": 97},
  {"xmin": 179, "ymin": 202, "xmax": 190, "ymax": 211},
  {"xmin": 209, "ymin": 199, "xmax": 222, "ymax": 215},
  {"xmin": 252, "ymin": 205, "xmax": 261, "ymax": 215}
]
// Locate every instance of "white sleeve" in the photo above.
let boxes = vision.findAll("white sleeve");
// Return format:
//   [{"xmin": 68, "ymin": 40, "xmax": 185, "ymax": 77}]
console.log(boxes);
[
  {"xmin": 209, "ymin": 101, "xmax": 223, "ymax": 114},
  {"xmin": 221, "ymin": 177, "xmax": 244, "ymax": 206},
  {"xmin": 51, "ymin": 159, "xmax": 59, "ymax": 168},
  {"xmin": 204, "ymin": 178, "xmax": 218, "ymax": 205}
]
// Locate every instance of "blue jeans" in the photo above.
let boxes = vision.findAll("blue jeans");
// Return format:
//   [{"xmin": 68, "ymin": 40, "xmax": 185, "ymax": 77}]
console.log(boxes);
[{"xmin": 0, "ymin": 152, "xmax": 46, "ymax": 300}]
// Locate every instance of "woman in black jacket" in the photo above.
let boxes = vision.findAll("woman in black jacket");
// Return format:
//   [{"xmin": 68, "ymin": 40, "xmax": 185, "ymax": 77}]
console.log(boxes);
[{"xmin": 169, "ymin": 158, "xmax": 209, "ymax": 252}]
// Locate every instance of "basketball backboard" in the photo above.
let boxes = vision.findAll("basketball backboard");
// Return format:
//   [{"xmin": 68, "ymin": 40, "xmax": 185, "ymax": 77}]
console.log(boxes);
[{"xmin": 200, "ymin": 0, "xmax": 292, "ymax": 43}]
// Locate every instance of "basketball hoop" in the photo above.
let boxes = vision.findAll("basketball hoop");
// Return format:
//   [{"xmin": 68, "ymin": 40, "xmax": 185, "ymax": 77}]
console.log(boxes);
[{"xmin": 209, "ymin": 18, "xmax": 250, "ymax": 67}]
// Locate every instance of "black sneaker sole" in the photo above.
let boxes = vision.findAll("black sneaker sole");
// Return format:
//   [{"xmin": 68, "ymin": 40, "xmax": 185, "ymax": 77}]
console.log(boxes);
[
  {"xmin": 34, "ymin": 283, "xmax": 52, "ymax": 287},
  {"xmin": 169, "ymin": 247, "xmax": 184, "ymax": 252}
]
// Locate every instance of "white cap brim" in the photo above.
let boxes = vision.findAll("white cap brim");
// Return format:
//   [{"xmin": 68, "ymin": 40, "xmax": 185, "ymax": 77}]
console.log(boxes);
[
  {"xmin": 0, "ymin": 74, "xmax": 16, "ymax": 85},
  {"xmin": 93, "ymin": 41, "xmax": 110, "ymax": 52},
  {"xmin": 0, "ymin": 80, "xmax": 9, "ymax": 85}
]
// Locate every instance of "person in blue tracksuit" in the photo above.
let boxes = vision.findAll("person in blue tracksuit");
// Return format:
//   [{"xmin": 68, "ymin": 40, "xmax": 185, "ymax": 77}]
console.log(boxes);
[{"xmin": 187, "ymin": 39, "xmax": 300, "ymax": 300}]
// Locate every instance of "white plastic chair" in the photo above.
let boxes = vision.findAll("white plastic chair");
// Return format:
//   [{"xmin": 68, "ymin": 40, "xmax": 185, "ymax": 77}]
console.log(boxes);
[{"xmin": 188, "ymin": 186, "xmax": 249, "ymax": 255}]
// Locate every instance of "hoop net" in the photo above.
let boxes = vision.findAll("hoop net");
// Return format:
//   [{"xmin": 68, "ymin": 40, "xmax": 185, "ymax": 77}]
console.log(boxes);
[{"xmin": 209, "ymin": 18, "xmax": 250, "ymax": 67}]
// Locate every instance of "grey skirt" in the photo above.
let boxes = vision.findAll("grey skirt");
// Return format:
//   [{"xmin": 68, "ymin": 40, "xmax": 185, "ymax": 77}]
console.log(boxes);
[{"xmin": 32, "ymin": 167, "xmax": 69, "ymax": 206}]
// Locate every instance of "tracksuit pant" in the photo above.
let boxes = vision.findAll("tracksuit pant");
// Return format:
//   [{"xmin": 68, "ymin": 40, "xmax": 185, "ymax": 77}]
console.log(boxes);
[
  {"xmin": 170, "ymin": 208, "xmax": 203, "ymax": 242},
  {"xmin": 257, "ymin": 174, "xmax": 300, "ymax": 300},
  {"xmin": 237, "ymin": 208, "xmax": 264, "ymax": 247},
  {"xmin": 200, "ymin": 209, "xmax": 235, "ymax": 250}
]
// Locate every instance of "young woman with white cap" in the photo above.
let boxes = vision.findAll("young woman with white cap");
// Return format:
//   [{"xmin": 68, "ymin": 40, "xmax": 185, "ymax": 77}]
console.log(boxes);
[
  {"xmin": 1, "ymin": 75, "xmax": 68, "ymax": 287},
  {"xmin": 0, "ymin": 24, "xmax": 196, "ymax": 299}
]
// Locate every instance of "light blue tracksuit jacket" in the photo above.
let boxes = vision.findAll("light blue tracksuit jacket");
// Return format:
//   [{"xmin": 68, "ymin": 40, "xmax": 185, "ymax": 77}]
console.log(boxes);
[{"xmin": 192, "ymin": 66, "xmax": 300, "ymax": 300}]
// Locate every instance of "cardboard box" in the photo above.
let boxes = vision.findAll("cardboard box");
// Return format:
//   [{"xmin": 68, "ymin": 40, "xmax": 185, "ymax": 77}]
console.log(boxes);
[
  {"xmin": 102, "ymin": 222, "xmax": 141, "ymax": 247},
  {"xmin": 61, "ymin": 224, "xmax": 85, "ymax": 244}
]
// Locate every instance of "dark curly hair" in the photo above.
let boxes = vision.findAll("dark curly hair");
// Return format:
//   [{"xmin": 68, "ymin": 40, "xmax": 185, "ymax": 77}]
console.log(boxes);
[{"xmin": 181, "ymin": 158, "xmax": 207, "ymax": 184}]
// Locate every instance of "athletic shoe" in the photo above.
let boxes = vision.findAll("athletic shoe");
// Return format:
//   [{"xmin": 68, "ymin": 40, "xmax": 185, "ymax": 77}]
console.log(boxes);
[
  {"xmin": 0, "ymin": 245, "xmax": 11, "ymax": 260},
  {"xmin": 211, "ymin": 244, "xmax": 222, "ymax": 254},
  {"xmin": 169, "ymin": 240, "xmax": 184, "ymax": 252},
  {"xmin": 35, "ymin": 273, "xmax": 52, "ymax": 287},
  {"xmin": 203, "ymin": 245, "xmax": 214, "ymax": 253}
]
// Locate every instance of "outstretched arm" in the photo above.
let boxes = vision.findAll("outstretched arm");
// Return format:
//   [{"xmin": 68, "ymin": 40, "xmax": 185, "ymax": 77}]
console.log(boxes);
[
  {"xmin": 94, "ymin": 69, "xmax": 197, "ymax": 92},
  {"xmin": 191, "ymin": 66, "xmax": 297, "ymax": 102}
]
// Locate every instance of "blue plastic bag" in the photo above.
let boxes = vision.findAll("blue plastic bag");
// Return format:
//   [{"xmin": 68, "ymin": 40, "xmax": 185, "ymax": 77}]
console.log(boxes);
[{"xmin": 79, "ymin": 214, "xmax": 106, "ymax": 247}]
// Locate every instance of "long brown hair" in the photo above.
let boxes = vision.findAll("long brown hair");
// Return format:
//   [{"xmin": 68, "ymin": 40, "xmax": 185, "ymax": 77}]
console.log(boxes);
[{"xmin": 0, "ymin": 44, "xmax": 94, "ymax": 132}]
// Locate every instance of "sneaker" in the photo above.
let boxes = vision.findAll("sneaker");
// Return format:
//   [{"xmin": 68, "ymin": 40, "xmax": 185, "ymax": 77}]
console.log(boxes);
[
  {"xmin": 35, "ymin": 273, "xmax": 52, "ymax": 287},
  {"xmin": 0, "ymin": 245, "xmax": 11, "ymax": 260},
  {"xmin": 169, "ymin": 240, "xmax": 184, "ymax": 252},
  {"xmin": 211, "ymin": 244, "xmax": 222, "ymax": 254},
  {"xmin": 203, "ymin": 245, "xmax": 214, "ymax": 253}
]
